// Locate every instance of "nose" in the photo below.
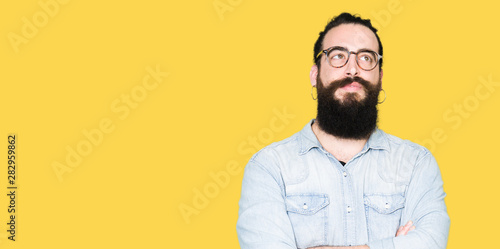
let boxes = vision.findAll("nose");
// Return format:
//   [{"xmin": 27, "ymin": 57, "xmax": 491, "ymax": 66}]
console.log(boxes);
[{"xmin": 344, "ymin": 53, "xmax": 359, "ymax": 77}]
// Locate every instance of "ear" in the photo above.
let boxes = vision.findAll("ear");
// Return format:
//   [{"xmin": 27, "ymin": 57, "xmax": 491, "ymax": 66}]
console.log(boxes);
[{"xmin": 310, "ymin": 64, "xmax": 319, "ymax": 87}]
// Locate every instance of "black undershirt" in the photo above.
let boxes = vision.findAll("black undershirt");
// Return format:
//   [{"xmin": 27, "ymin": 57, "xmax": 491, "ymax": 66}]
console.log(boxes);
[{"xmin": 339, "ymin": 161, "xmax": 346, "ymax": 166}]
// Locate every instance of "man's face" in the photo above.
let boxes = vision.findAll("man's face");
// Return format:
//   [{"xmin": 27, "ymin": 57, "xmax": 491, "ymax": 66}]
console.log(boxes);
[
  {"xmin": 313, "ymin": 23, "xmax": 382, "ymax": 102},
  {"xmin": 311, "ymin": 23, "xmax": 383, "ymax": 139}
]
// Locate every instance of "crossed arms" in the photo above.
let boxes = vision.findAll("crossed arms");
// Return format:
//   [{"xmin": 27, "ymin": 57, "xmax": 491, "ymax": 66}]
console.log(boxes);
[
  {"xmin": 236, "ymin": 151, "xmax": 450, "ymax": 249},
  {"xmin": 308, "ymin": 221, "xmax": 415, "ymax": 249}
]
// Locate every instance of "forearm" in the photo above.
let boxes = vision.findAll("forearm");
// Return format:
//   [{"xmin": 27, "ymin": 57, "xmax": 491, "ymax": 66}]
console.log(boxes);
[{"xmin": 368, "ymin": 153, "xmax": 449, "ymax": 249}]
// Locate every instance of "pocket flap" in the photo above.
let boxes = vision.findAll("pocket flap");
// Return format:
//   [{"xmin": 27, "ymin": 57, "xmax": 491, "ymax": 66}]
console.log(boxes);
[
  {"xmin": 364, "ymin": 194, "xmax": 405, "ymax": 214},
  {"xmin": 286, "ymin": 194, "xmax": 329, "ymax": 215}
]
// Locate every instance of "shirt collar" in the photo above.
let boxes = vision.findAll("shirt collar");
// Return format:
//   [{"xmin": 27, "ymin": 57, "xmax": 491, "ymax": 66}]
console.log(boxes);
[
  {"xmin": 298, "ymin": 119, "xmax": 390, "ymax": 155},
  {"xmin": 298, "ymin": 119, "xmax": 323, "ymax": 155},
  {"xmin": 364, "ymin": 128, "xmax": 390, "ymax": 151}
]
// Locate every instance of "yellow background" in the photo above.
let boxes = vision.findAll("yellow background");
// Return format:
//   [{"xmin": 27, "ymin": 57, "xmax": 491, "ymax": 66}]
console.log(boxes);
[{"xmin": 1, "ymin": 0, "xmax": 499, "ymax": 248}]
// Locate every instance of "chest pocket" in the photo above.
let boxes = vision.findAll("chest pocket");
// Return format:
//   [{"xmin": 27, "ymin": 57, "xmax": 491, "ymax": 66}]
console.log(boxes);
[
  {"xmin": 364, "ymin": 194, "xmax": 405, "ymax": 241},
  {"xmin": 285, "ymin": 194, "xmax": 329, "ymax": 249}
]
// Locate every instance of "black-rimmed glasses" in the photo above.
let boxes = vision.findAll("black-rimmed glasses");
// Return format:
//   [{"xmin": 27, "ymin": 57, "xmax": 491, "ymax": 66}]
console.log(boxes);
[{"xmin": 316, "ymin": 46, "xmax": 382, "ymax": 71}]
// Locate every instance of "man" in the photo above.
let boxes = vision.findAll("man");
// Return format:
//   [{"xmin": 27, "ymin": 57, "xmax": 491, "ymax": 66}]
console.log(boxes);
[{"xmin": 236, "ymin": 13, "xmax": 450, "ymax": 249}]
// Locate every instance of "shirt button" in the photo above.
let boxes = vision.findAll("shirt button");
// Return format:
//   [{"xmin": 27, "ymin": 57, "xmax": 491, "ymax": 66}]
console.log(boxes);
[
  {"xmin": 343, "ymin": 172, "xmax": 347, "ymax": 177},
  {"xmin": 303, "ymin": 204, "xmax": 308, "ymax": 210},
  {"xmin": 385, "ymin": 203, "xmax": 390, "ymax": 209},
  {"xmin": 347, "ymin": 206, "xmax": 352, "ymax": 212}
]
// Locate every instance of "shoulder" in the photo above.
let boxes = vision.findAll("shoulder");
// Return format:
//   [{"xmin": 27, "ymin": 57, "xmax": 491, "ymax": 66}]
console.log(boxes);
[
  {"xmin": 372, "ymin": 130, "xmax": 438, "ymax": 184},
  {"xmin": 377, "ymin": 129, "xmax": 432, "ymax": 160},
  {"xmin": 249, "ymin": 131, "xmax": 302, "ymax": 165}
]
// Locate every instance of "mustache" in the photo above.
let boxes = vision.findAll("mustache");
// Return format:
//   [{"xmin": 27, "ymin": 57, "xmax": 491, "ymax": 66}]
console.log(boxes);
[{"xmin": 332, "ymin": 76, "xmax": 371, "ymax": 89}]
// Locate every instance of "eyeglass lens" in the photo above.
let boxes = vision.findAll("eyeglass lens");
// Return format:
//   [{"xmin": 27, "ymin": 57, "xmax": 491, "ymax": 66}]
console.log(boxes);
[{"xmin": 327, "ymin": 49, "xmax": 378, "ymax": 70}]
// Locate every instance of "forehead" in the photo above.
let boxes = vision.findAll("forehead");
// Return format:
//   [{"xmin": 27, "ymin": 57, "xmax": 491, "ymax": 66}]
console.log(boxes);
[{"xmin": 322, "ymin": 24, "xmax": 379, "ymax": 52}]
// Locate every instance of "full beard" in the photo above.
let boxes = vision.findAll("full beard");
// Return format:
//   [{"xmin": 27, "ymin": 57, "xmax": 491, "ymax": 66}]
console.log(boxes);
[{"xmin": 316, "ymin": 75, "xmax": 381, "ymax": 140}]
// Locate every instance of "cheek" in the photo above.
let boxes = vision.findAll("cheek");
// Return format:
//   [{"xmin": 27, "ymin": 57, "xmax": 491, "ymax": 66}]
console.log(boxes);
[
  {"xmin": 362, "ymin": 71, "xmax": 380, "ymax": 84},
  {"xmin": 320, "ymin": 68, "xmax": 342, "ymax": 84}
]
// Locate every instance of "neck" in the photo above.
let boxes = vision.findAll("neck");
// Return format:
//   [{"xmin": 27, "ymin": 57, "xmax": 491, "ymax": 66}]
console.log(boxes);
[{"xmin": 312, "ymin": 120, "xmax": 369, "ymax": 163}]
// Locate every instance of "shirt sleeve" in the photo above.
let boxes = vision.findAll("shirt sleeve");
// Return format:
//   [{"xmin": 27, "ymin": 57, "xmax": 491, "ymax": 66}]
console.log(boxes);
[
  {"xmin": 368, "ymin": 150, "xmax": 450, "ymax": 249},
  {"xmin": 236, "ymin": 155, "xmax": 297, "ymax": 249}
]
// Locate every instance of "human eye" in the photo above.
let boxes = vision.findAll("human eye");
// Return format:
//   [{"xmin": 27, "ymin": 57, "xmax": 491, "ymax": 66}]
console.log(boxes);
[
  {"xmin": 359, "ymin": 55, "xmax": 372, "ymax": 62},
  {"xmin": 329, "ymin": 50, "xmax": 346, "ymax": 60},
  {"xmin": 359, "ymin": 53, "xmax": 373, "ymax": 62},
  {"xmin": 332, "ymin": 53, "xmax": 345, "ymax": 60}
]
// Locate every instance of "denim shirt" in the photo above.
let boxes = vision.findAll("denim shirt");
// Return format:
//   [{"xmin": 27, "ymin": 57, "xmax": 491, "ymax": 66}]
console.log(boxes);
[{"xmin": 237, "ymin": 120, "xmax": 450, "ymax": 249}]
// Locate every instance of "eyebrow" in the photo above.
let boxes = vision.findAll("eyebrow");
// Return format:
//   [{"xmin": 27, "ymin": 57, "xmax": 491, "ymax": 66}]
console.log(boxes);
[
  {"xmin": 324, "ymin": 46, "xmax": 376, "ymax": 53},
  {"xmin": 316, "ymin": 46, "xmax": 378, "ymax": 60}
]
